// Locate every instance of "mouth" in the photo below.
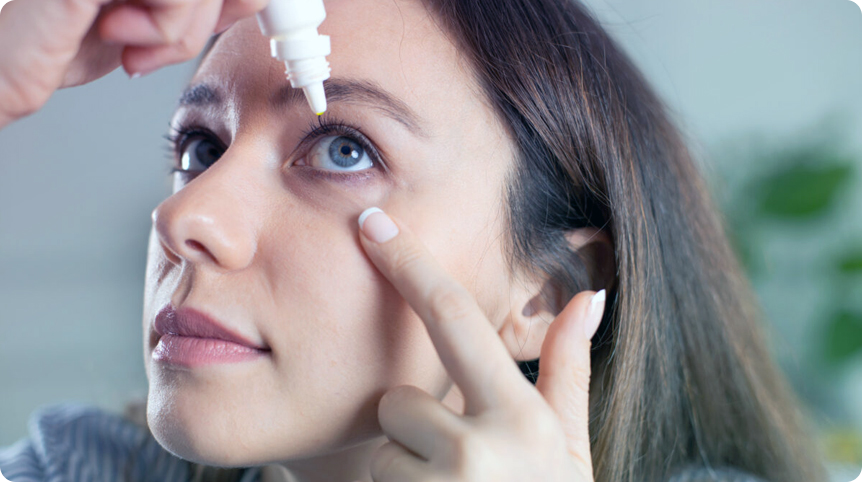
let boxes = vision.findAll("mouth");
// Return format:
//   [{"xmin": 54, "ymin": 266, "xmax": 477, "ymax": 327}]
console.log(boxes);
[{"xmin": 152, "ymin": 305, "xmax": 270, "ymax": 367}]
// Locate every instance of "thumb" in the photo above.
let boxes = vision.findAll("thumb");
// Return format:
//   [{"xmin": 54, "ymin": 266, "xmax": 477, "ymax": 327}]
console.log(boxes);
[{"xmin": 534, "ymin": 290, "xmax": 605, "ymax": 467}]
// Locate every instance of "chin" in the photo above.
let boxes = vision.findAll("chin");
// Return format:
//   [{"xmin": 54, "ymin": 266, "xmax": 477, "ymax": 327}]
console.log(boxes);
[
  {"xmin": 142, "ymin": 339, "xmax": 280, "ymax": 458},
  {"xmin": 145, "ymin": 383, "xmax": 258, "ymax": 466},
  {"xmin": 143, "ymin": 380, "xmax": 351, "ymax": 468}
]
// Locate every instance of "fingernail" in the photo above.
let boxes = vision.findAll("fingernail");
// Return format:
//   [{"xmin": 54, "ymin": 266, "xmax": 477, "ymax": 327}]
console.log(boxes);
[
  {"xmin": 583, "ymin": 289, "xmax": 606, "ymax": 340},
  {"xmin": 358, "ymin": 207, "xmax": 399, "ymax": 243},
  {"xmin": 127, "ymin": 67, "xmax": 155, "ymax": 79}
]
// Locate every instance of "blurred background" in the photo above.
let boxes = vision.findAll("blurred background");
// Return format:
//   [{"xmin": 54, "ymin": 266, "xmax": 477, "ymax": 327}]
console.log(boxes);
[{"xmin": 1, "ymin": 0, "xmax": 860, "ymax": 479}]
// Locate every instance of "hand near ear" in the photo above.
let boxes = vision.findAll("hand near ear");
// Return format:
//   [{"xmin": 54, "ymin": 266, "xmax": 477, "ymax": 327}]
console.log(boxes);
[{"xmin": 355, "ymin": 207, "xmax": 603, "ymax": 482}]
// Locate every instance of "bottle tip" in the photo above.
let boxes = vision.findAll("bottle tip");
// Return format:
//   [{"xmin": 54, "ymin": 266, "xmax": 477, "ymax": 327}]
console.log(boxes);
[
  {"xmin": 302, "ymin": 82, "xmax": 327, "ymax": 117},
  {"xmin": 316, "ymin": 112, "xmax": 324, "ymax": 116}
]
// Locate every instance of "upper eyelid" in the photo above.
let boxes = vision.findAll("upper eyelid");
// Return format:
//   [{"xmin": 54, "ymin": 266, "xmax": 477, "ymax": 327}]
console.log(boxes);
[{"xmin": 165, "ymin": 126, "xmax": 225, "ymax": 154}]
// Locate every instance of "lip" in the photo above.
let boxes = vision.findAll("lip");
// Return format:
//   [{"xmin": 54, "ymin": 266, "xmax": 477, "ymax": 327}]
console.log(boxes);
[{"xmin": 152, "ymin": 305, "xmax": 270, "ymax": 367}]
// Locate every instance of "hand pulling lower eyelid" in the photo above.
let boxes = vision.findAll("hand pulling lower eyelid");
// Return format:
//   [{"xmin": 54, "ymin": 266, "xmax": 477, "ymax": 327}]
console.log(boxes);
[{"xmin": 256, "ymin": 0, "xmax": 331, "ymax": 116}]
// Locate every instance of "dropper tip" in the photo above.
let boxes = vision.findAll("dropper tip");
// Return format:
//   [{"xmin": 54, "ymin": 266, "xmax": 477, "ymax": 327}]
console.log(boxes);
[{"xmin": 302, "ymin": 82, "xmax": 328, "ymax": 117}]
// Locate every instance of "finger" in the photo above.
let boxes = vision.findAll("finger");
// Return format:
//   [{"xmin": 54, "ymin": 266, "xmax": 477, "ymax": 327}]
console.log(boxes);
[
  {"xmin": 99, "ymin": 0, "xmax": 205, "ymax": 46},
  {"xmin": 98, "ymin": 3, "xmax": 173, "ymax": 45},
  {"xmin": 0, "ymin": 0, "xmax": 114, "ymax": 54},
  {"xmin": 61, "ymin": 7, "xmax": 124, "ymax": 87},
  {"xmin": 378, "ymin": 384, "xmax": 464, "ymax": 461},
  {"xmin": 357, "ymin": 207, "xmax": 533, "ymax": 415},
  {"xmin": 0, "ymin": 0, "xmax": 115, "ymax": 118},
  {"xmin": 213, "ymin": 0, "xmax": 268, "ymax": 33},
  {"xmin": 369, "ymin": 441, "xmax": 433, "ymax": 482},
  {"xmin": 141, "ymin": 1, "xmax": 200, "ymax": 44},
  {"xmin": 120, "ymin": 0, "xmax": 219, "ymax": 75},
  {"xmin": 535, "ymin": 289, "xmax": 605, "ymax": 471}
]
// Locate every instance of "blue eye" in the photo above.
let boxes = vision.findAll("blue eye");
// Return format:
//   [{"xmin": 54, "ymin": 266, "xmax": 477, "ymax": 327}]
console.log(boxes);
[
  {"xmin": 165, "ymin": 118, "xmax": 382, "ymax": 182},
  {"xmin": 179, "ymin": 136, "xmax": 223, "ymax": 172},
  {"xmin": 307, "ymin": 135, "xmax": 374, "ymax": 172}
]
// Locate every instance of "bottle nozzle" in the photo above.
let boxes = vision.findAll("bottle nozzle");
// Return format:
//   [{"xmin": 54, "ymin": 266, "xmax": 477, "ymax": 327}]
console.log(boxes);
[
  {"xmin": 302, "ymin": 82, "xmax": 327, "ymax": 115},
  {"xmin": 256, "ymin": 0, "xmax": 330, "ymax": 116}
]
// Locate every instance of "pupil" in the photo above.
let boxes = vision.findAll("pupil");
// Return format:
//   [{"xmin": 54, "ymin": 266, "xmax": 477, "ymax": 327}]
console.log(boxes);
[
  {"xmin": 195, "ymin": 140, "xmax": 222, "ymax": 167},
  {"xmin": 328, "ymin": 136, "xmax": 363, "ymax": 168}
]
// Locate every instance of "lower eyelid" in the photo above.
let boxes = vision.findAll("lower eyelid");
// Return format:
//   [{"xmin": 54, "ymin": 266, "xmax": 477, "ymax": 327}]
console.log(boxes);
[{"xmin": 294, "ymin": 164, "xmax": 379, "ymax": 185}]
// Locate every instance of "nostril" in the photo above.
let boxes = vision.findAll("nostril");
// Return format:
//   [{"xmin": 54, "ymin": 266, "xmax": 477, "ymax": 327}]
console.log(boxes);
[
  {"xmin": 186, "ymin": 240, "xmax": 207, "ymax": 252},
  {"xmin": 159, "ymin": 239, "xmax": 182, "ymax": 265},
  {"xmin": 184, "ymin": 239, "xmax": 218, "ymax": 264}
]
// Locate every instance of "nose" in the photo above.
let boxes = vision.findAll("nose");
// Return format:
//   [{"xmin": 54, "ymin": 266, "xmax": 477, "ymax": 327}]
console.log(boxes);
[{"xmin": 151, "ymin": 169, "xmax": 258, "ymax": 271}]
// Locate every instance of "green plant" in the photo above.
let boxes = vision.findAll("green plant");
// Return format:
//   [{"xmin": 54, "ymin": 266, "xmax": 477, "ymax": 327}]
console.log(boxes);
[{"xmin": 715, "ymin": 128, "xmax": 861, "ymax": 370}]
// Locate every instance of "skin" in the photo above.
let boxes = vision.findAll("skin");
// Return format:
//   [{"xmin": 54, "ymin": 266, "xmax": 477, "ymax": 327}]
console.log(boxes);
[
  {"xmin": 354, "ymin": 211, "xmax": 602, "ymax": 481},
  {"xmin": 146, "ymin": 0, "xmax": 607, "ymax": 481},
  {"xmin": 0, "ymin": 0, "xmax": 607, "ymax": 479},
  {"xmin": 0, "ymin": 0, "xmax": 268, "ymax": 128}
]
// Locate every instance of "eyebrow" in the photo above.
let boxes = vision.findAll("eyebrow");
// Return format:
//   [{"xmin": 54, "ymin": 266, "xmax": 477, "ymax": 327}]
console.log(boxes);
[{"xmin": 177, "ymin": 77, "xmax": 428, "ymax": 138}]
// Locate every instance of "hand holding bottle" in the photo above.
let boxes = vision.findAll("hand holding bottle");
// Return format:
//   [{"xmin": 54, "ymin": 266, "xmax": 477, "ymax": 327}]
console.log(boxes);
[{"xmin": 0, "ymin": 0, "xmax": 268, "ymax": 129}]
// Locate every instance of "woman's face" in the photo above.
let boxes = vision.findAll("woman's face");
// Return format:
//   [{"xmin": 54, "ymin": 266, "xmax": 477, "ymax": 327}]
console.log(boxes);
[{"xmin": 142, "ymin": 0, "xmax": 526, "ymax": 470}]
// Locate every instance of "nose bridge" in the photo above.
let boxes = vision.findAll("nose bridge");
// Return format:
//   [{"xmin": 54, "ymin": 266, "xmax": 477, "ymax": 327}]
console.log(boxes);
[{"xmin": 152, "ymin": 159, "xmax": 260, "ymax": 271}]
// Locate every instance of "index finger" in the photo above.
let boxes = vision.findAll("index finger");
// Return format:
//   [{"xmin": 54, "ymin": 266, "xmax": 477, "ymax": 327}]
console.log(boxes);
[
  {"xmin": 357, "ymin": 207, "xmax": 533, "ymax": 415},
  {"xmin": 213, "ymin": 0, "xmax": 269, "ymax": 33}
]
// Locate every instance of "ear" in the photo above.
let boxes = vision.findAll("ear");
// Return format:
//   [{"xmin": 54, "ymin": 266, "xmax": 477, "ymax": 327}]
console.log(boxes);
[{"xmin": 497, "ymin": 227, "xmax": 614, "ymax": 361}]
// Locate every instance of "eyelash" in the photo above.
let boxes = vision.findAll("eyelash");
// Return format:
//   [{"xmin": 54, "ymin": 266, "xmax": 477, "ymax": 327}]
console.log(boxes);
[{"xmin": 162, "ymin": 115, "xmax": 385, "ymax": 181}]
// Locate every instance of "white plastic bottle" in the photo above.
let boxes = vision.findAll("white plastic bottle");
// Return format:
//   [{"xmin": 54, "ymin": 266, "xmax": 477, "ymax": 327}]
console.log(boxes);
[{"xmin": 256, "ymin": 0, "xmax": 331, "ymax": 115}]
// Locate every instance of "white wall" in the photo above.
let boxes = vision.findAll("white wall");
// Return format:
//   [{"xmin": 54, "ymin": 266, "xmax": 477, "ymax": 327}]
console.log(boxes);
[{"xmin": 0, "ymin": 65, "xmax": 191, "ymax": 442}]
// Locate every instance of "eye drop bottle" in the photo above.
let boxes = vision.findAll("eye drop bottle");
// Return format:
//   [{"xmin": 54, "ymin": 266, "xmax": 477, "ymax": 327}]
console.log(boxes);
[{"xmin": 256, "ymin": 0, "xmax": 331, "ymax": 115}]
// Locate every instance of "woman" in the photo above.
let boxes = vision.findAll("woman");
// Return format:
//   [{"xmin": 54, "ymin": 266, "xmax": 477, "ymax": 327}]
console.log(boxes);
[{"xmin": 0, "ymin": 0, "xmax": 830, "ymax": 481}]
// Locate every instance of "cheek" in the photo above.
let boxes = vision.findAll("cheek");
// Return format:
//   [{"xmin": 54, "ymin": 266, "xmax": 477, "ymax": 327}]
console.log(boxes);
[
  {"xmin": 142, "ymin": 227, "xmax": 181, "ymax": 378},
  {"xmin": 143, "ymin": 228, "xmax": 175, "ymax": 324},
  {"xmin": 280, "ymin": 162, "xmax": 390, "ymax": 219},
  {"xmin": 258, "ymin": 205, "xmax": 450, "ymax": 395}
]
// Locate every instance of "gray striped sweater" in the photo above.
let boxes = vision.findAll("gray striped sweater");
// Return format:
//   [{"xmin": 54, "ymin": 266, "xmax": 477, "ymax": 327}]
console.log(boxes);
[{"xmin": 0, "ymin": 403, "xmax": 768, "ymax": 482}]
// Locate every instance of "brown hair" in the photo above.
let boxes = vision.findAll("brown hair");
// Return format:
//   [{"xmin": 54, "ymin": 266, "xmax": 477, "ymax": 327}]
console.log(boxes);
[
  {"xmin": 421, "ymin": 0, "xmax": 828, "ymax": 481},
  {"xmin": 125, "ymin": 1, "xmax": 829, "ymax": 480}
]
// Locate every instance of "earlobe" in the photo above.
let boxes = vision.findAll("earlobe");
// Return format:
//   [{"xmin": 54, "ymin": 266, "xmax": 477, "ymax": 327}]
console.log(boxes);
[{"xmin": 498, "ymin": 277, "xmax": 560, "ymax": 361}]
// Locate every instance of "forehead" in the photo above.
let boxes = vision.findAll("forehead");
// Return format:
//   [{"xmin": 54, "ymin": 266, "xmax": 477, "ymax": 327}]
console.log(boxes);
[{"xmin": 193, "ymin": 0, "xmax": 484, "ymax": 131}]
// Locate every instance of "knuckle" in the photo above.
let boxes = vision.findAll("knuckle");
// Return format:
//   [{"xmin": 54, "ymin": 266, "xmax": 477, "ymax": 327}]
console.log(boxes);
[
  {"xmin": 449, "ymin": 432, "xmax": 493, "ymax": 479},
  {"xmin": 570, "ymin": 365, "xmax": 592, "ymax": 393},
  {"xmin": 530, "ymin": 412, "xmax": 564, "ymax": 442},
  {"xmin": 368, "ymin": 445, "xmax": 391, "ymax": 478},
  {"xmin": 428, "ymin": 284, "xmax": 473, "ymax": 326},
  {"xmin": 551, "ymin": 361, "xmax": 591, "ymax": 394},
  {"xmin": 507, "ymin": 408, "xmax": 536, "ymax": 432},
  {"xmin": 386, "ymin": 244, "xmax": 423, "ymax": 277},
  {"xmin": 0, "ymin": 70, "xmax": 49, "ymax": 119},
  {"xmin": 159, "ymin": 10, "xmax": 194, "ymax": 45},
  {"xmin": 60, "ymin": 0, "xmax": 95, "ymax": 18},
  {"xmin": 167, "ymin": 33, "xmax": 207, "ymax": 64},
  {"xmin": 378, "ymin": 385, "xmax": 409, "ymax": 413},
  {"xmin": 173, "ymin": 34, "xmax": 196, "ymax": 56},
  {"xmin": 230, "ymin": 0, "xmax": 268, "ymax": 13},
  {"xmin": 158, "ymin": 22, "xmax": 181, "ymax": 44},
  {"xmin": 369, "ymin": 442, "xmax": 402, "ymax": 479}
]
